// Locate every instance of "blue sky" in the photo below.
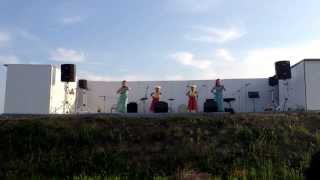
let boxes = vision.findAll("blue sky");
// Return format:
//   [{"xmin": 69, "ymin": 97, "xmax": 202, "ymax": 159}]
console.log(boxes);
[{"xmin": 1, "ymin": 0, "xmax": 320, "ymax": 112}]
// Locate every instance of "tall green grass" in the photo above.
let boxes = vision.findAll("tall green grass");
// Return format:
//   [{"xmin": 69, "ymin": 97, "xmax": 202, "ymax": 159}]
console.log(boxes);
[{"xmin": 0, "ymin": 113, "xmax": 319, "ymax": 179}]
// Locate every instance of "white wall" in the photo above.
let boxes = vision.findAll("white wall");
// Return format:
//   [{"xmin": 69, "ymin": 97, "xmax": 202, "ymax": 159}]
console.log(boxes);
[
  {"xmin": 0, "ymin": 66, "xmax": 6, "ymax": 114},
  {"xmin": 49, "ymin": 65, "xmax": 77, "ymax": 114},
  {"xmin": 84, "ymin": 78, "xmax": 273, "ymax": 113},
  {"xmin": 4, "ymin": 64, "xmax": 77, "ymax": 114},
  {"xmin": 305, "ymin": 60, "xmax": 320, "ymax": 110},
  {"xmin": 279, "ymin": 61, "xmax": 306, "ymax": 111},
  {"xmin": 4, "ymin": 65, "xmax": 52, "ymax": 114}
]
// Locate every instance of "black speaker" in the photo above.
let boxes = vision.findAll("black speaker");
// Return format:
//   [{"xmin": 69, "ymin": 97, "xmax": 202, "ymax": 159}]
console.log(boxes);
[
  {"xmin": 61, "ymin": 64, "xmax": 76, "ymax": 82},
  {"xmin": 78, "ymin": 79, "xmax": 87, "ymax": 89},
  {"xmin": 154, "ymin": 101, "xmax": 168, "ymax": 113},
  {"xmin": 127, "ymin": 102, "xmax": 138, "ymax": 113},
  {"xmin": 204, "ymin": 99, "xmax": 218, "ymax": 112},
  {"xmin": 248, "ymin": 91, "xmax": 260, "ymax": 99},
  {"xmin": 268, "ymin": 76, "xmax": 278, "ymax": 86},
  {"xmin": 275, "ymin": 61, "xmax": 291, "ymax": 80}
]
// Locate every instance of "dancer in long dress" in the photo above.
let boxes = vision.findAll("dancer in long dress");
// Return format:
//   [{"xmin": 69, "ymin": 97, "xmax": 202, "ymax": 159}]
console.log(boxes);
[
  {"xmin": 150, "ymin": 86, "xmax": 161, "ymax": 112},
  {"xmin": 211, "ymin": 79, "xmax": 226, "ymax": 112},
  {"xmin": 186, "ymin": 85, "xmax": 198, "ymax": 112},
  {"xmin": 116, "ymin": 80, "xmax": 129, "ymax": 113}
]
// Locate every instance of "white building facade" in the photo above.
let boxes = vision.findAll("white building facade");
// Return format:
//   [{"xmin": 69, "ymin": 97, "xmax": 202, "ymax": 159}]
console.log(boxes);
[
  {"xmin": 279, "ymin": 59, "xmax": 320, "ymax": 111},
  {"xmin": 4, "ymin": 64, "xmax": 76, "ymax": 114}
]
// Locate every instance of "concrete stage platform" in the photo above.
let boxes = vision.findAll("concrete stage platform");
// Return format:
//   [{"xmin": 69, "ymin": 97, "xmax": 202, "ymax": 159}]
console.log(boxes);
[{"xmin": 0, "ymin": 112, "xmax": 232, "ymax": 119}]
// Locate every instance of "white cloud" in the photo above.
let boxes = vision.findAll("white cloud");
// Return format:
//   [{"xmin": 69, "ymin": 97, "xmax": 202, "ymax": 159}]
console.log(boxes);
[
  {"xmin": 0, "ymin": 55, "xmax": 20, "ymax": 64},
  {"xmin": 167, "ymin": 0, "xmax": 221, "ymax": 13},
  {"xmin": 215, "ymin": 49, "xmax": 235, "ymax": 62},
  {"xmin": 171, "ymin": 52, "xmax": 212, "ymax": 70},
  {"xmin": 238, "ymin": 40, "xmax": 320, "ymax": 78},
  {"xmin": 0, "ymin": 32, "xmax": 11, "ymax": 47},
  {"xmin": 17, "ymin": 29, "xmax": 40, "ymax": 41},
  {"xmin": 164, "ymin": 75, "xmax": 185, "ymax": 80},
  {"xmin": 61, "ymin": 16, "xmax": 84, "ymax": 25},
  {"xmin": 78, "ymin": 71, "xmax": 112, "ymax": 81},
  {"xmin": 51, "ymin": 48, "xmax": 86, "ymax": 63},
  {"xmin": 78, "ymin": 71, "xmax": 149, "ymax": 82},
  {"xmin": 186, "ymin": 26, "xmax": 245, "ymax": 43},
  {"xmin": 80, "ymin": 71, "xmax": 187, "ymax": 81},
  {"xmin": 175, "ymin": 40, "xmax": 320, "ymax": 80},
  {"xmin": 65, "ymin": 40, "xmax": 320, "ymax": 82}
]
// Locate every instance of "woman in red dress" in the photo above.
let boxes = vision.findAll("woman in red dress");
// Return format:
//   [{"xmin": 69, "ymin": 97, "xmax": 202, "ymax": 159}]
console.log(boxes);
[
  {"xmin": 187, "ymin": 85, "xmax": 198, "ymax": 112},
  {"xmin": 150, "ymin": 86, "xmax": 161, "ymax": 112}
]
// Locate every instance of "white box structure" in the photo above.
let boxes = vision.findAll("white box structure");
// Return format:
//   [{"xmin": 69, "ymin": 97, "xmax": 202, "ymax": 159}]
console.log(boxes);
[
  {"xmin": 4, "ymin": 64, "xmax": 76, "ymax": 114},
  {"xmin": 279, "ymin": 59, "xmax": 320, "ymax": 111}
]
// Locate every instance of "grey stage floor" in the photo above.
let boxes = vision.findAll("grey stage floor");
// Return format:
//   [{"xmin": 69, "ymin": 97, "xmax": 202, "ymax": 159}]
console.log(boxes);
[{"xmin": 0, "ymin": 112, "xmax": 230, "ymax": 119}]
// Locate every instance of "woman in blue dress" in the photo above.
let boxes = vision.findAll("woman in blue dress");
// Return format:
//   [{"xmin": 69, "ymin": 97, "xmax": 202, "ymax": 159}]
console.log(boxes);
[
  {"xmin": 116, "ymin": 80, "xmax": 129, "ymax": 113},
  {"xmin": 211, "ymin": 79, "xmax": 226, "ymax": 112}
]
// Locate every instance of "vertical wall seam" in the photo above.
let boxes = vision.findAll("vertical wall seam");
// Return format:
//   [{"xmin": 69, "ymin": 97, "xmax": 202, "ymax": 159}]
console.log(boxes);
[
  {"xmin": 48, "ymin": 65, "xmax": 53, "ymax": 114},
  {"xmin": 304, "ymin": 61, "xmax": 308, "ymax": 111}
]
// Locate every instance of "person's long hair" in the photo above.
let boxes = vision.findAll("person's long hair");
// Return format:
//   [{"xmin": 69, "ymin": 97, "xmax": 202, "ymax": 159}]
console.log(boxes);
[
  {"xmin": 122, "ymin": 80, "xmax": 127, "ymax": 87},
  {"xmin": 215, "ymin": 79, "xmax": 221, "ymax": 87}
]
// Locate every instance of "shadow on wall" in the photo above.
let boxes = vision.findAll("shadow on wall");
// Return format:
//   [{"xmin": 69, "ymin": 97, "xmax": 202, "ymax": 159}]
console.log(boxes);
[{"xmin": 305, "ymin": 151, "xmax": 320, "ymax": 180}]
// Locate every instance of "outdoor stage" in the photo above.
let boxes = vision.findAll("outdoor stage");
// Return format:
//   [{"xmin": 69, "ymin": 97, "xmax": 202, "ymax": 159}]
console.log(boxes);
[
  {"xmin": 3, "ymin": 59, "xmax": 320, "ymax": 115},
  {"xmin": 1, "ymin": 111, "xmax": 311, "ymax": 121},
  {"xmin": 0, "ymin": 112, "xmax": 228, "ymax": 119}
]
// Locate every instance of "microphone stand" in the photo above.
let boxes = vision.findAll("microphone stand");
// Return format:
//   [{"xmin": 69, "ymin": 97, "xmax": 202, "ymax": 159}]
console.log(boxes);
[
  {"xmin": 233, "ymin": 83, "xmax": 251, "ymax": 112},
  {"xmin": 141, "ymin": 86, "xmax": 149, "ymax": 113},
  {"xmin": 244, "ymin": 83, "xmax": 251, "ymax": 112},
  {"xmin": 99, "ymin": 96, "xmax": 106, "ymax": 113}
]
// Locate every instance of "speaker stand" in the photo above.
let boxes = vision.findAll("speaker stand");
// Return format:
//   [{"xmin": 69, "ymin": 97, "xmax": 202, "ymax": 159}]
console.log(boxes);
[
  {"xmin": 54, "ymin": 82, "xmax": 74, "ymax": 114},
  {"xmin": 252, "ymin": 98, "xmax": 256, "ymax": 112},
  {"xmin": 99, "ymin": 96, "xmax": 106, "ymax": 113},
  {"xmin": 244, "ymin": 83, "xmax": 251, "ymax": 112},
  {"xmin": 76, "ymin": 89, "xmax": 91, "ymax": 113},
  {"xmin": 281, "ymin": 80, "xmax": 290, "ymax": 112},
  {"xmin": 168, "ymin": 98, "xmax": 176, "ymax": 113},
  {"xmin": 268, "ymin": 88, "xmax": 279, "ymax": 112},
  {"xmin": 140, "ymin": 99, "xmax": 148, "ymax": 113}
]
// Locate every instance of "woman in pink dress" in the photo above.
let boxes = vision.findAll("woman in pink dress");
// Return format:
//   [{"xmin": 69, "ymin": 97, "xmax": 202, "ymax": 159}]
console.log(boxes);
[
  {"xmin": 150, "ymin": 86, "xmax": 161, "ymax": 112},
  {"xmin": 187, "ymin": 85, "xmax": 198, "ymax": 112}
]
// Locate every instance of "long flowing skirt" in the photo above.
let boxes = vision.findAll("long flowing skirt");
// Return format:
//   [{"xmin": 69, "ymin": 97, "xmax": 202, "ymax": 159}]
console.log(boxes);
[
  {"xmin": 150, "ymin": 98, "xmax": 159, "ymax": 112},
  {"xmin": 117, "ymin": 94, "xmax": 128, "ymax": 113},
  {"xmin": 188, "ymin": 96, "xmax": 198, "ymax": 111},
  {"xmin": 215, "ymin": 93, "xmax": 224, "ymax": 112}
]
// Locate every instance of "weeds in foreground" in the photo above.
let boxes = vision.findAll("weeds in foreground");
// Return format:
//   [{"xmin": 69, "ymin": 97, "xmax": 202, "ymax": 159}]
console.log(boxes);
[{"xmin": 0, "ymin": 113, "xmax": 319, "ymax": 179}]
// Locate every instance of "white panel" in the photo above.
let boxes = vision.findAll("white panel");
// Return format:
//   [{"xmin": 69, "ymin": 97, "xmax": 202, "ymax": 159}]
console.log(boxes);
[
  {"xmin": 85, "ymin": 79, "xmax": 272, "ymax": 113},
  {"xmin": 49, "ymin": 66, "xmax": 77, "ymax": 114},
  {"xmin": 279, "ymin": 61, "xmax": 306, "ymax": 111},
  {"xmin": 305, "ymin": 60, "xmax": 320, "ymax": 111},
  {"xmin": 0, "ymin": 67, "xmax": 6, "ymax": 114},
  {"xmin": 4, "ymin": 65, "xmax": 51, "ymax": 114}
]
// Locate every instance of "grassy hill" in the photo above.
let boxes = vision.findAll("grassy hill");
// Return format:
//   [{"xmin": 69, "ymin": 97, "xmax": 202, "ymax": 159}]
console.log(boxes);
[{"xmin": 0, "ymin": 113, "xmax": 319, "ymax": 179}]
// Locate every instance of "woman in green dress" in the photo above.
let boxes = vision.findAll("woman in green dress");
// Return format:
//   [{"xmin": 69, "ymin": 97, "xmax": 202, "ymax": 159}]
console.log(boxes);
[
  {"xmin": 116, "ymin": 80, "xmax": 129, "ymax": 113},
  {"xmin": 211, "ymin": 79, "xmax": 226, "ymax": 112}
]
